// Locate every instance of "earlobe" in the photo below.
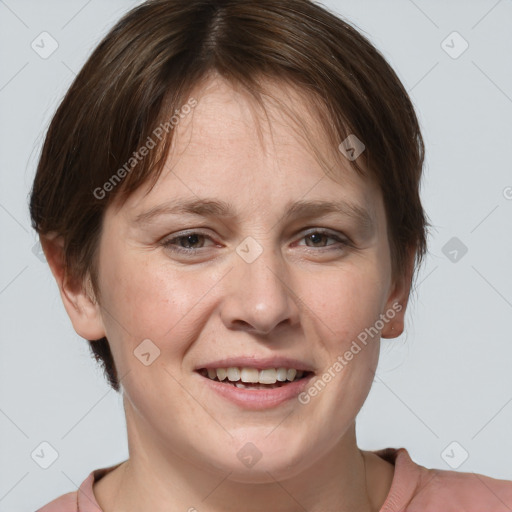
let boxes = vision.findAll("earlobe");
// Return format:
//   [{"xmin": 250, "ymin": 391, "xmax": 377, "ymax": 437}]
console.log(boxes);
[
  {"xmin": 40, "ymin": 233, "xmax": 107, "ymax": 341},
  {"xmin": 381, "ymin": 276, "xmax": 409, "ymax": 338},
  {"xmin": 381, "ymin": 247, "xmax": 415, "ymax": 339}
]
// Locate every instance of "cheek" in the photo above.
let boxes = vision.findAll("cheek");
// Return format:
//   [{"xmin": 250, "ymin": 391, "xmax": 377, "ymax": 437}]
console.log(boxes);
[
  {"xmin": 97, "ymin": 250, "xmax": 225, "ymax": 359},
  {"xmin": 282, "ymin": 267, "xmax": 384, "ymax": 448},
  {"xmin": 310, "ymin": 263, "xmax": 386, "ymax": 346}
]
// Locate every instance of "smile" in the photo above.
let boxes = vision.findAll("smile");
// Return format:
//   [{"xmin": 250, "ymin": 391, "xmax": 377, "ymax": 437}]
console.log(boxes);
[{"xmin": 196, "ymin": 367, "xmax": 313, "ymax": 390}]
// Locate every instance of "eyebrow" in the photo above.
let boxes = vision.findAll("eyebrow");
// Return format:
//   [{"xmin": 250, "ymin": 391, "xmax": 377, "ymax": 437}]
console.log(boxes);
[{"xmin": 132, "ymin": 197, "xmax": 375, "ymax": 235}]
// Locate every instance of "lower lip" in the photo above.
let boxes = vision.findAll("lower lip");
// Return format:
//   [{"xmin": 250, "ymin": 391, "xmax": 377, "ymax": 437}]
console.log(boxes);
[{"xmin": 197, "ymin": 372, "xmax": 315, "ymax": 410}]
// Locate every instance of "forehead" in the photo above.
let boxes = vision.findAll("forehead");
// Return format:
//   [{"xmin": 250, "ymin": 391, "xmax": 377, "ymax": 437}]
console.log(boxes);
[
  {"xmin": 113, "ymin": 74, "xmax": 383, "ymax": 227},
  {"xmin": 173, "ymin": 75, "xmax": 340, "ymax": 169}
]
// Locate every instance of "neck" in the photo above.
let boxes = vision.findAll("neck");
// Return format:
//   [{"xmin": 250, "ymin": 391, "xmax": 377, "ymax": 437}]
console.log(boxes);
[{"xmin": 98, "ymin": 401, "xmax": 390, "ymax": 512}]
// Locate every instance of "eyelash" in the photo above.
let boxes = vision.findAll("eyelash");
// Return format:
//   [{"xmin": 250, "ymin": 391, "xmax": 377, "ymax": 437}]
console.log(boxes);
[{"xmin": 160, "ymin": 229, "xmax": 350, "ymax": 255}]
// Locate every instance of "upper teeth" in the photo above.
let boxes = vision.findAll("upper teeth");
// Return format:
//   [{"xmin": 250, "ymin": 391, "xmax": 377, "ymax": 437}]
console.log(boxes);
[{"xmin": 205, "ymin": 367, "xmax": 304, "ymax": 384}]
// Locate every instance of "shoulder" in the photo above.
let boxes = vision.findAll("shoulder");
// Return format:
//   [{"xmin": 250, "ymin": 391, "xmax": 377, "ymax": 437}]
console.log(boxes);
[
  {"xmin": 411, "ymin": 465, "xmax": 512, "ymax": 511},
  {"xmin": 35, "ymin": 462, "xmax": 122, "ymax": 512},
  {"xmin": 35, "ymin": 490, "xmax": 77, "ymax": 512},
  {"xmin": 375, "ymin": 447, "xmax": 512, "ymax": 512}
]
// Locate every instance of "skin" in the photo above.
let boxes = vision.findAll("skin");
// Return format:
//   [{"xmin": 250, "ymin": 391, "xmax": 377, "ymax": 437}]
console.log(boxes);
[{"xmin": 43, "ymin": 74, "xmax": 415, "ymax": 512}]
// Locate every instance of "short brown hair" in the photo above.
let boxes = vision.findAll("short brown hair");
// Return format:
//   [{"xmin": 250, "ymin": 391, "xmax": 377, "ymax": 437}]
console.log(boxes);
[{"xmin": 29, "ymin": 0, "xmax": 430, "ymax": 393}]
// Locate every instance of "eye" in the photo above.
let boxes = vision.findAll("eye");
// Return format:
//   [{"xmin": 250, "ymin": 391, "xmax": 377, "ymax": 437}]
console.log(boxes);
[
  {"xmin": 160, "ymin": 228, "xmax": 350, "ymax": 257},
  {"xmin": 296, "ymin": 229, "xmax": 349, "ymax": 250},
  {"xmin": 161, "ymin": 231, "xmax": 215, "ymax": 254}
]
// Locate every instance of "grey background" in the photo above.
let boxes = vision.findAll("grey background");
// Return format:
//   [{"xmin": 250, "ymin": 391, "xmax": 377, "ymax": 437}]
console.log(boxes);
[{"xmin": 1, "ymin": 0, "xmax": 511, "ymax": 510}]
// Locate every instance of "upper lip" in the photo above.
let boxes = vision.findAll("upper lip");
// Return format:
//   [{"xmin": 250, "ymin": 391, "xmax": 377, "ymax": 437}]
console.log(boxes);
[{"xmin": 195, "ymin": 356, "xmax": 315, "ymax": 373}]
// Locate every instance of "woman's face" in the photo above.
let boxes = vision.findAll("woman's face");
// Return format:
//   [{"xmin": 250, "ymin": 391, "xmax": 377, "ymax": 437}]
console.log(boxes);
[{"xmin": 88, "ymin": 76, "xmax": 410, "ymax": 481}]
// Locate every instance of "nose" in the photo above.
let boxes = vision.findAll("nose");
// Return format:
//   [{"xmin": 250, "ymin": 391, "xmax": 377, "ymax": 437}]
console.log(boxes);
[{"xmin": 220, "ymin": 239, "xmax": 301, "ymax": 336}]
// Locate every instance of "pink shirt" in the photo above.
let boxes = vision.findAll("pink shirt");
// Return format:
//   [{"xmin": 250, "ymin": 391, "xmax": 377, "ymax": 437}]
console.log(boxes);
[{"xmin": 35, "ymin": 447, "xmax": 512, "ymax": 511}]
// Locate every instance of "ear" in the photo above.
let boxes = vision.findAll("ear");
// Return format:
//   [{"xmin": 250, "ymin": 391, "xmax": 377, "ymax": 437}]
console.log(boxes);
[
  {"xmin": 380, "ymin": 245, "xmax": 416, "ymax": 339},
  {"xmin": 40, "ymin": 233, "xmax": 106, "ymax": 341}
]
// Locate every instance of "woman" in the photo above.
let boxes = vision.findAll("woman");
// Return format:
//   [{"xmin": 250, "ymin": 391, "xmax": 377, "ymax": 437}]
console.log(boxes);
[{"xmin": 31, "ymin": 0, "xmax": 512, "ymax": 510}]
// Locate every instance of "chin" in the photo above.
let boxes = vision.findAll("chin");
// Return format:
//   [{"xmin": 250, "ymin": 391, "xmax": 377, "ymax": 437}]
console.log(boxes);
[
  {"xmin": 215, "ymin": 456, "xmax": 311, "ymax": 484},
  {"xmin": 192, "ymin": 431, "xmax": 315, "ymax": 483}
]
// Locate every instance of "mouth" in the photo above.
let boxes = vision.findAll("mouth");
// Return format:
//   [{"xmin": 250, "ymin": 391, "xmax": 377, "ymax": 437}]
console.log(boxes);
[{"xmin": 195, "ymin": 367, "xmax": 314, "ymax": 390}]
